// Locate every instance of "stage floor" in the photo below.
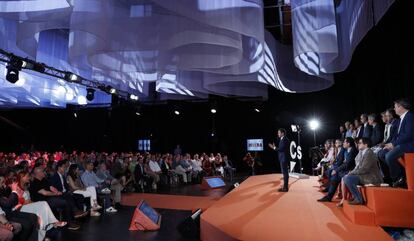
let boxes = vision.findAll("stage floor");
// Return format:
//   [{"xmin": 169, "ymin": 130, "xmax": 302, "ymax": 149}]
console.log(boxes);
[{"xmin": 201, "ymin": 174, "xmax": 393, "ymax": 241}]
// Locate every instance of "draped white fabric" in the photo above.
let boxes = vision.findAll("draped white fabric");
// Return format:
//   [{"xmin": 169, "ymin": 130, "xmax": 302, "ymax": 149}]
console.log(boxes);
[
  {"xmin": 0, "ymin": 0, "xmax": 394, "ymax": 107},
  {"xmin": 291, "ymin": 0, "xmax": 394, "ymax": 76}
]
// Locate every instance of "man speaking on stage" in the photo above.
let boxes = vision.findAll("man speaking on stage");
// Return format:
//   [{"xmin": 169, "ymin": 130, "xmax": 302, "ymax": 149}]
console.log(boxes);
[{"xmin": 268, "ymin": 128, "xmax": 290, "ymax": 192}]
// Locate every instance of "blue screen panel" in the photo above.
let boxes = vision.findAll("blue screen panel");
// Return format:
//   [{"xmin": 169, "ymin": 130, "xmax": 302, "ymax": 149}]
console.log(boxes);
[
  {"xmin": 139, "ymin": 201, "xmax": 160, "ymax": 224},
  {"xmin": 205, "ymin": 177, "xmax": 226, "ymax": 188}
]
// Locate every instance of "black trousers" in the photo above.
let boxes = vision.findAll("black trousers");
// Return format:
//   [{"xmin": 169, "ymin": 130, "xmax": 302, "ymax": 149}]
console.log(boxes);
[
  {"xmin": 279, "ymin": 155, "xmax": 289, "ymax": 189},
  {"xmin": 7, "ymin": 211, "xmax": 38, "ymax": 241},
  {"xmin": 47, "ymin": 196, "xmax": 74, "ymax": 222}
]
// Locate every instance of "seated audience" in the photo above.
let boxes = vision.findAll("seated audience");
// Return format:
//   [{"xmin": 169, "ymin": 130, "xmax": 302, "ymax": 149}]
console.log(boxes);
[
  {"xmin": 0, "ymin": 207, "xmax": 21, "ymax": 241},
  {"xmin": 29, "ymin": 167, "xmax": 83, "ymax": 230},
  {"xmin": 67, "ymin": 164, "xmax": 101, "ymax": 217},
  {"xmin": 383, "ymin": 98, "xmax": 414, "ymax": 188},
  {"xmin": 80, "ymin": 162, "xmax": 117, "ymax": 213},
  {"xmin": 96, "ymin": 163, "xmax": 123, "ymax": 206},
  {"xmin": 342, "ymin": 138, "xmax": 383, "ymax": 205},
  {"xmin": 368, "ymin": 114, "xmax": 383, "ymax": 147},
  {"xmin": 12, "ymin": 171, "xmax": 66, "ymax": 241}
]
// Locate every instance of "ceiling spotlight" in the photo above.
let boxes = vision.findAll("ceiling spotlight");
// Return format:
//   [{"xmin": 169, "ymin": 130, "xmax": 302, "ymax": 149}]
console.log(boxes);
[
  {"xmin": 5, "ymin": 56, "xmax": 23, "ymax": 84},
  {"xmin": 64, "ymin": 72, "xmax": 80, "ymax": 82},
  {"xmin": 254, "ymin": 108, "xmax": 260, "ymax": 113},
  {"xmin": 5, "ymin": 66, "xmax": 19, "ymax": 84},
  {"xmin": 86, "ymin": 88, "xmax": 95, "ymax": 101},
  {"xmin": 74, "ymin": 112, "xmax": 78, "ymax": 118},
  {"xmin": 21, "ymin": 59, "xmax": 45, "ymax": 73},
  {"xmin": 211, "ymin": 108, "xmax": 217, "ymax": 114},
  {"xmin": 135, "ymin": 112, "xmax": 141, "ymax": 116},
  {"xmin": 99, "ymin": 85, "xmax": 117, "ymax": 95},
  {"xmin": 109, "ymin": 87, "xmax": 116, "ymax": 94},
  {"xmin": 174, "ymin": 110, "xmax": 180, "ymax": 115},
  {"xmin": 130, "ymin": 94, "xmax": 139, "ymax": 101}
]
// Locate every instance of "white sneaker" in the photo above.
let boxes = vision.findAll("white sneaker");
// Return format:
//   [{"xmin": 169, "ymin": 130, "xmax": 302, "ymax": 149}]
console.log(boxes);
[{"xmin": 105, "ymin": 207, "xmax": 118, "ymax": 213}]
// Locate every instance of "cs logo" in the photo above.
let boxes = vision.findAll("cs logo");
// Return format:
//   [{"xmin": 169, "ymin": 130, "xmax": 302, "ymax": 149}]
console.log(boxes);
[{"xmin": 290, "ymin": 141, "xmax": 302, "ymax": 160}]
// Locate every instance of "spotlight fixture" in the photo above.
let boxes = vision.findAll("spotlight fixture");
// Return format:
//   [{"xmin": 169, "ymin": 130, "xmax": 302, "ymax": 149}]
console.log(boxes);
[
  {"xmin": 254, "ymin": 108, "xmax": 260, "ymax": 113},
  {"xmin": 74, "ymin": 112, "xmax": 78, "ymax": 118},
  {"xmin": 109, "ymin": 87, "xmax": 116, "ymax": 94},
  {"xmin": 211, "ymin": 108, "xmax": 217, "ymax": 114},
  {"xmin": 129, "ymin": 94, "xmax": 139, "ymax": 101},
  {"xmin": 64, "ymin": 72, "xmax": 80, "ymax": 82},
  {"xmin": 21, "ymin": 59, "xmax": 46, "ymax": 73},
  {"xmin": 135, "ymin": 112, "xmax": 141, "ymax": 116},
  {"xmin": 86, "ymin": 88, "xmax": 95, "ymax": 101},
  {"xmin": 5, "ymin": 65, "xmax": 20, "ymax": 83},
  {"xmin": 5, "ymin": 56, "xmax": 23, "ymax": 83},
  {"xmin": 174, "ymin": 110, "xmax": 180, "ymax": 115},
  {"xmin": 99, "ymin": 85, "xmax": 117, "ymax": 95}
]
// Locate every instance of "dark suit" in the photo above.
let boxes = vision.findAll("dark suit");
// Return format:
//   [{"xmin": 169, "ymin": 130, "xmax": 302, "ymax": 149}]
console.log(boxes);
[
  {"xmin": 275, "ymin": 136, "xmax": 290, "ymax": 189},
  {"xmin": 370, "ymin": 124, "xmax": 384, "ymax": 146},
  {"xmin": 50, "ymin": 172, "xmax": 86, "ymax": 211},
  {"xmin": 391, "ymin": 111, "xmax": 414, "ymax": 152},
  {"xmin": 385, "ymin": 119, "xmax": 399, "ymax": 144},
  {"xmin": 386, "ymin": 111, "xmax": 414, "ymax": 181},
  {"xmin": 362, "ymin": 123, "xmax": 372, "ymax": 139},
  {"xmin": 325, "ymin": 148, "xmax": 345, "ymax": 199},
  {"xmin": 356, "ymin": 126, "xmax": 364, "ymax": 139},
  {"xmin": 336, "ymin": 147, "xmax": 358, "ymax": 178}
]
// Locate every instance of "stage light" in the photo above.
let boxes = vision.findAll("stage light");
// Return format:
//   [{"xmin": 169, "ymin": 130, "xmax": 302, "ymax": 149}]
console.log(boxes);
[
  {"xmin": 130, "ymin": 94, "xmax": 139, "ymax": 101},
  {"xmin": 174, "ymin": 110, "xmax": 180, "ymax": 115},
  {"xmin": 86, "ymin": 88, "xmax": 95, "ymax": 101},
  {"xmin": 211, "ymin": 132, "xmax": 215, "ymax": 137},
  {"xmin": 64, "ymin": 72, "xmax": 80, "ymax": 82},
  {"xmin": 21, "ymin": 59, "xmax": 45, "ymax": 73},
  {"xmin": 211, "ymin": 108, "xmax": 217, "ymax": 114},
  {"xmin": 109, "ymin": 88, "xmax": 116, "ymax": 94},
  {"xmin": 77, "ymin": 95, "xmax": 87, "ymax": 105},
  {"xmin": 309, "ymin": 119, "xmax": 320, "ymax": 131},
  {"xmin": 135, "ymin": 112, "xmax": 141, "ymax": 116},
  {"xmin": 5, "ymin": 66, "xmax": 19, "ymax": 83},
  {"xmin": 74, "ymin": 112, "xmax": 78, "ymax": 118},
  {"xmin": 254, "ymin": 108, "xmax": 260, "ymax": 113}
]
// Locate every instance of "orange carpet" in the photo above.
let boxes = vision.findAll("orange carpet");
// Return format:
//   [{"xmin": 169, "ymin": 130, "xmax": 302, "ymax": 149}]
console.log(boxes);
[
  {"xmin": 121, "ymin": 193, "xmax": 220, "ymax": 211},
  {"xmin": 201, "ymin": 174, "xmax": 393, "ymax": 241}
]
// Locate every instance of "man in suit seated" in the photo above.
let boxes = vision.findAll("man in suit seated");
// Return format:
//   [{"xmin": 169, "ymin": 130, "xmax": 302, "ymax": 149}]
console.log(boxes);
[
  {"xmin": 384, "ymin": 98, "xmax": 414, "ymax": 188},
  {"xmin": 343, "ymin": 138, "xmax": 383, "ymax": 205},
  {"xmin": 368, "ymin": 114, "xmax": 383, "ymax": 147},
  {"xmin": 50, "ymin": 161, "xmax": 88, "ymax": 214},
  {"xmin": 361, "ymin": 114, "xmax": 372, "ymax": 139}
]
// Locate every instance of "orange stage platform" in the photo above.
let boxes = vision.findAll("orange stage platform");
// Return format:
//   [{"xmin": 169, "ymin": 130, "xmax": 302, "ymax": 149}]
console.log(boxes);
[{"xmin": 200, "ymin": 174, "xmax": 393, "ymax": 241}]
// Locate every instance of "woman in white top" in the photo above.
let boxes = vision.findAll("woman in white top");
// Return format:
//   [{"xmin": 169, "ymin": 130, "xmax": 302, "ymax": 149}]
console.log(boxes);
[
  {"xmin": 66, "ymin": 164, "xmax": 101, "ymax": 216},
  {"xmin": 13, "ymin": 171, "xmax": 66, "ymax": 241}
]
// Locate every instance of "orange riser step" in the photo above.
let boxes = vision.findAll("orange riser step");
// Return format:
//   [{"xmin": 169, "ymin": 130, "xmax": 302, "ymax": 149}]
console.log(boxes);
[
  {"xmin": 343, "ymin": 202, "xmax": 376, "ymax": 226},
  {"xmin": 365, "ymin": 187, "xmax": 414, "ymax": 228}
]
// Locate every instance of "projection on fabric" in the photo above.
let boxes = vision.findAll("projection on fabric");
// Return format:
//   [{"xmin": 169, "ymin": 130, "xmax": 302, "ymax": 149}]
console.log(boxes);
[{"xmin": 0, "ymin": 0, "xmax": 394, "ymax": 108}]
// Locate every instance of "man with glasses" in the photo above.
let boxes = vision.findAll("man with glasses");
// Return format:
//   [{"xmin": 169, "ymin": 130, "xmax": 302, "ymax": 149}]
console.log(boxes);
[
  {"xmin": 384, "ymin": 98, "xmax": 414, "ymax": 188},
  {"xmin": 343, "ymin": 138, "xmax": 383, "ymax": 205}
]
